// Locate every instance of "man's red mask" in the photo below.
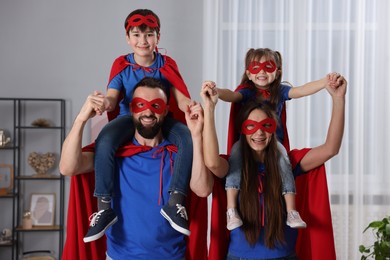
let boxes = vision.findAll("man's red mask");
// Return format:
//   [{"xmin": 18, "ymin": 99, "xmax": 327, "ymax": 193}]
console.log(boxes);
[
  {"xmin": 130, "ymin": 97, "xmax": 167, "ymax": 115},
  {"xmin": 241, "ymin": 118, "xmax": 277, "ymax": 135},
  {"xmin": 248, "ymin": 60, "xmax": 277, "ymax": 74}
]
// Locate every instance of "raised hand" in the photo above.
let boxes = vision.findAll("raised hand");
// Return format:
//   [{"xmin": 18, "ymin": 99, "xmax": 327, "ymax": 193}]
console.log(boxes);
[{"xmin": 185, "ymin": 101, "xmax": 204, "ymax": 137}]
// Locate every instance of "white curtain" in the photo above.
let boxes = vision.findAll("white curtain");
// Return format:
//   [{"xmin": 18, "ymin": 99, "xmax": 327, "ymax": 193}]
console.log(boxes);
[{"xmin": 202, "ymin": 0, "xmax": 390, "ymax": 259}]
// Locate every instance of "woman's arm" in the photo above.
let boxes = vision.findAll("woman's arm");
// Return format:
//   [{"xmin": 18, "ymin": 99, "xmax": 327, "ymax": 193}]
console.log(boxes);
[
  {"xmin": 300, "ymin": 77, "xmax": 347, "ymax": 171},
  {"xmin": 201, "ymin": 82, "xmax": 230, "ymax": 178}
]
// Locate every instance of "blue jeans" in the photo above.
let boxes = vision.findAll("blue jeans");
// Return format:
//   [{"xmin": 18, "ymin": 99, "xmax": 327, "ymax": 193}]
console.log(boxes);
[
  {"xmin": 94, "ymin": 115, "xmax": 193, "ymax": 197},
  {"xmin": 226, "ymin": 141, "xmax": 295, "ymax": 194},
  {"xmin": 226, "ymin": 252, "xmax": 297, "ymax": 260}
]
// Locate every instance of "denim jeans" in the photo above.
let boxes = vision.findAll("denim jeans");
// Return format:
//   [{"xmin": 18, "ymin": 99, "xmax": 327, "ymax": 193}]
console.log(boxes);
[
  {"xmin": 94, "ymin": 115, "xmax": 193, "ymax": 197},
  {"xmin": 225, "ymin": 140, "xmax": 295, "ymax": 194},
  {"xmin": 226, "ymin": 252, "xmax": 297, "ymax": 260}
]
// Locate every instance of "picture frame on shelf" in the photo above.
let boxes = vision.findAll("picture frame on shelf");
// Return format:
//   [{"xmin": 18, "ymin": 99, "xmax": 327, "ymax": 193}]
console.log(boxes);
[
  {"xmin": 30, "ymin": 193, "xmax": 55, "ymax": 226},
  {"xmin": 0, "ymin": 164, "xmax": 13, "ymax": 195}
]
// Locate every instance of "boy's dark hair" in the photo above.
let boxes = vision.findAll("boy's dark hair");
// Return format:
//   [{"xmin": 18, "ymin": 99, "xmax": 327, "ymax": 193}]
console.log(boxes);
[
  {"xmin": 124, "ymin": 9, "xmax": 161, "ymax": 35},
  {"xmin": 132, "ymin": 77, "xmax": 169, "ymax": 101}
]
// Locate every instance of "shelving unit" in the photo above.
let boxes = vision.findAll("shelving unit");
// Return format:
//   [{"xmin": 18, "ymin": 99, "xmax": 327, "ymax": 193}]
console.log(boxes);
[{"xmin": 0, "ymin": 98, "xmax": 65, "ymax": 260}]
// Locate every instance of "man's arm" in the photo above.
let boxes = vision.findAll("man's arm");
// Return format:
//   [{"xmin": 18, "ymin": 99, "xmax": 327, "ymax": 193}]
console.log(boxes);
[
  {"xmin": 185, "ymin": 101, "xmax": 214, "ymax": 197},
  {"xmin": 300, "ymin": 77, "xmax": 347, "ymax": 171},
  {"xmin": 201, "ymin": 81, "xmax": 230, "ymax": 178},
  {"xmin": 59, "ymin": 92, "xmax": 102, "ymax": 176}
]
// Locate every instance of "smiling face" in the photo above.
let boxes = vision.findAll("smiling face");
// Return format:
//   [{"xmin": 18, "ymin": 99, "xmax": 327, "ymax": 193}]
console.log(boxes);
[
  {"xmin": 126, "ymin": 27, "xmax": 159, "ymax": 60},
  {"xmin": 131, "ymin": 86, "xmax": 168, "ymax": 140},
  {"xmin": 246, "ymin": 56, "xmax": 278, "ymax": 90},
  {"xmin": 243, "ymin": 108, "xmax": 274, "ymax": 155}
]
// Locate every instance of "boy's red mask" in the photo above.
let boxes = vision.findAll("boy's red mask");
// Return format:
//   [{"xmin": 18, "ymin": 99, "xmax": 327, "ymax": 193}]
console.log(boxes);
[
  {"xmin": 126, "ymin": 14, "xmax": 159, "ymax": 32},
  {"xmin": 248, "ymin": 60, "xmax": 277, "ymax": 74},
  {"xmin": 241, "ymin": 118, "xmax": 277, "ymax": 135},
  {"xmin": 130, "ymin": 97, "xmax": 167, "ymax": 115}
]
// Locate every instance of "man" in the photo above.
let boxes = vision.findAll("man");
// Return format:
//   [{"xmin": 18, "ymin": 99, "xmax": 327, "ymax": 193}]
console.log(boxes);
[{"xmin": 60, "ymin": 77, "xmax": 213, "ymax": 259}]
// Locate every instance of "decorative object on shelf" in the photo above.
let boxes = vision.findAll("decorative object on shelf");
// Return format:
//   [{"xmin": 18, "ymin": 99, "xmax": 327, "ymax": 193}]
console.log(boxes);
[
  {"xmin": 30, "ymin": 193, "xmax": 55, "ymax": 226},
  {"xmin": 31, "ymin": 118, "xmax": 52, "ymax": 127},
  {"xmin": 21, "ymin": 250, "xmax": 55, "ymax": 260},
  {"xmin": 28, "ymin": 152, "xmax": 56, "ymax": 176},
  {"xmin": 0, "ymin": 164, "xmax": 13, "ymax": 195},
  {"xmin": 0, "ymin": 129, "xmax": 11, "ymax": 147},
  {"xmin": 22, "ymin": 211, "xmax": 33, "ymax": 229},
  {"xmin": 0, "ymin": 228, "xmax": 12, "ymax": 244}
]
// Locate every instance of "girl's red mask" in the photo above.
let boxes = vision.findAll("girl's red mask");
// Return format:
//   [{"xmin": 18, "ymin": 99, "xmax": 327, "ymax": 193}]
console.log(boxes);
[
  {"xmin": 241, "ymin": 118, "xmax": 277, "ymax": 135},
  {"xmin": 130, "ymin": 97, "xmax": 167, "ymax": 115},
  {"xmin": 248, "ymin": 60, "xmax": 277, "ymax": 74}
]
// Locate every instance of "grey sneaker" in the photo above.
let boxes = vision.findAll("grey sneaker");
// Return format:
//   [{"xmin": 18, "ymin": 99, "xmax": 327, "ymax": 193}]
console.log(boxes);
[
  {"xmin": 160, "ymin": 204, "xmax": 190, "ymax": 236},
  {"xmin": 286, "ymin": 210, "xmax": 307, "ymax": 228},
  {"xmin": 83, "ymin": 208, "xmax": 118, "ymax": 243},
  {"xmin": 226, "ymin": 208, "xmax": 243, "ymax": 230}
]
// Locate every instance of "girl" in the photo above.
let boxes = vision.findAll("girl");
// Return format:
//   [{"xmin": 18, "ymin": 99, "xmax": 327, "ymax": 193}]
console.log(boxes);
[
  {"xmin": 201, "ymin": 77, "xmax": 346, "ymax": 259},
  {"xmin": 215, "ymin": 48, "xmax": 341, "ymax": 230}
]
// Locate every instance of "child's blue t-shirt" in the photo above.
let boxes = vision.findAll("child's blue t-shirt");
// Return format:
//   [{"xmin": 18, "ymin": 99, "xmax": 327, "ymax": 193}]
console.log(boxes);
[
  {"xmin": 108, "ymin": 52, "xmax": 171, "ymax": 116},
  {"xmin": 237, "ymin": 83, "xmax": 292, "ymax": 143},
  {"xmin": 105, "ymin": 139, "xmax": 186, "ymax": 259}
]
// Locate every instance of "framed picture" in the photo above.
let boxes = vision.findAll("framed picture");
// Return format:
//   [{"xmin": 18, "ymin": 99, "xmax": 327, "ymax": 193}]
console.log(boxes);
[
  {"xmin": 0, "ymin": 164, "xmax": 13, "ymax": 195},
  {"xmin": 30, "ymin": 193, "xmax": 55, "ymax": 226}
]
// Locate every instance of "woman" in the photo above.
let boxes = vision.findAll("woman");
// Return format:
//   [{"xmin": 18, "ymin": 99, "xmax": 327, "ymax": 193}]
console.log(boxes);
[{"xmin": 201, "ymin": 77, "xmax": 346, "ymax": 259}]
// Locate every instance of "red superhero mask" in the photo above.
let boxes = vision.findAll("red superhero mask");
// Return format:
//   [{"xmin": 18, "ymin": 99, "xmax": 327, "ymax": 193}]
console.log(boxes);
[
  {"xmin": 130, "ymin": 97, "xmax": 167, "ymax": 115},
  {"xmin": 247, "ymin": 60, "xmax": 277, "ymax": 74},
  {"xmin": 126, "ymin": 14, "xmax": 159, "ymax": 32},
  {"xmin": 241, "ymin": 118, "xmax": 277, "ymax": 135}
]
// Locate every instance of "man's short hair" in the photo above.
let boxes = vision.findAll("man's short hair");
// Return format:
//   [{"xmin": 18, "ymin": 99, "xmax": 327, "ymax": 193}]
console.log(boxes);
[{"xmin": 132, "ymin": 77, "xmax": 170, "ymax": 102}]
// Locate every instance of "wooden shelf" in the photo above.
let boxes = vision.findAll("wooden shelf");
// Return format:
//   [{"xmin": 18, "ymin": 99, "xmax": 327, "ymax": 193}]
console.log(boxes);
[{"xmin": 15, "ymin": 225, "xmax": 61, "ymax": 232}]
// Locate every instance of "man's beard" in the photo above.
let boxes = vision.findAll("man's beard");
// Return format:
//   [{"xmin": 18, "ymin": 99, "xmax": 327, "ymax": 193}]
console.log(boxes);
[{"xmin": 134, "ymin": 115, "xmax": 163, "ymax": 139}]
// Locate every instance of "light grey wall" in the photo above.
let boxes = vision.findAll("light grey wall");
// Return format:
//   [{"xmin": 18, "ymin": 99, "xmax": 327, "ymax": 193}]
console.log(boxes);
[{"xmin": 0, "ymin": 0, "xmax": 203, "ymax": 257}]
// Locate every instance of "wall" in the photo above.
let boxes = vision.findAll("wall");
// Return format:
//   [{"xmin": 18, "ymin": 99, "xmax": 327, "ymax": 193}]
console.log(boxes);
[{"xmin": 0, "ymin": 0, "xmax": 203, "ymax": 258}]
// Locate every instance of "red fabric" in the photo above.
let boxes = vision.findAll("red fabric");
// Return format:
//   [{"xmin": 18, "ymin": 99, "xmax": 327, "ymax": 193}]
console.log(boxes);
[
  {"xmin": 289, "ymin": 149, "xmax": 336, "ymax": 260},
  {"xmin": 62, "ymin": 55, "xmax": 208, "ymax": 260}
]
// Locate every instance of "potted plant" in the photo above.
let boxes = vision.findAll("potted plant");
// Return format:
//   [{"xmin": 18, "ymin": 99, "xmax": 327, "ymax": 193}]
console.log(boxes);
[{"xmin": 359, "ymin": 215, "xmax": 390, "ymax": 260}]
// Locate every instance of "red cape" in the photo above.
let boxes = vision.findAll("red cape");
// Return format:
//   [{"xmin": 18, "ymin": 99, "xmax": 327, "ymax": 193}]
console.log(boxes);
[
  {"xmin": 208, "ymin": 92, "xmax": 335, "ymax": 260},
  {"xmin": 62, "ymin": 55, "xmax": 208, "ymax": 260}
]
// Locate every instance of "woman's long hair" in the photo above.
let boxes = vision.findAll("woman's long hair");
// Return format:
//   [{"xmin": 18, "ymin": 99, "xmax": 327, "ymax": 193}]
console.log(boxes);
[
  {"xmin": 239, "ymin": 48, "xmax": 283, "ymax": 110},
  {"xmin": 238, "ymin": 101, "xmax": 286, "ymax": 248}
]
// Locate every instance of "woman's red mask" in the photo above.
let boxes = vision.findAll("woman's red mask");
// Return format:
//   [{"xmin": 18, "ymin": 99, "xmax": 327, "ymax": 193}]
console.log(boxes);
[
  {"xmin": 241, "ymin": 118, "xmax": 277, "ymax": 135},
  {"xmin": 247, "ymin": 60, "xmax": 277, "ymax": 74},
  {"xmin": 130, "ymin": 97, "xmax": 167, "ymax": 115},
  {"xmin": 126, "ymin": 14, "xmax": 159, "ymax": 32}
]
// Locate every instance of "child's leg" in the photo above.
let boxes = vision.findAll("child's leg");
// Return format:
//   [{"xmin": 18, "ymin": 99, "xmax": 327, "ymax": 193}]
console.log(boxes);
[
  {"xmin": 277, "ymin": 142, "xmax": 306, "ymax": 228},
  {"xmin": 225, "ymin": 141, "xmax": 243, "ymax": 230},
  {"xmin": 94, "ymin": 115, "xmax": 135, "ymax": 201},
  {"xmin": 160, "ymin": 117, "xmax": 192, "ymax": 236},
  {"xmin": 84, "ymin": 115, "xmax": 134, "ymax": 243}
]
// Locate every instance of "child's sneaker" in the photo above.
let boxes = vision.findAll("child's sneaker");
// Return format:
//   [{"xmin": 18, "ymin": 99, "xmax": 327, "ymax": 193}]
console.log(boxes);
[
  {"xmin": 160, "ymin": 203, "xmax": 191, "ymax": 236},
  {"xmin": 83, "ymin": 208, "xmax": 118, "ymax": 243},
  {"xmin": 226, "ymin": 208, "xmax": 243, "ymax": 230},
  {"xmin": 286, "ymin": 210, "xmax": 307, "ymax": 228}
]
